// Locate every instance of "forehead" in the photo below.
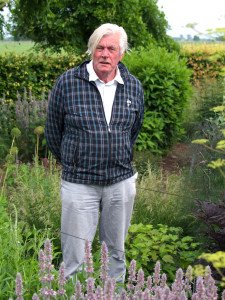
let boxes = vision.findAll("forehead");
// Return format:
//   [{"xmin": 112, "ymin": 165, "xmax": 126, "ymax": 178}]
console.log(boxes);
[{"xmin": 98, "ymin": 33, "xmax": 120, "ymax": 47}]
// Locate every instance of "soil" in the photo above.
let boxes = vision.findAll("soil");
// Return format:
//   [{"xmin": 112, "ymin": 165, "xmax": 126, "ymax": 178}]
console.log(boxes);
[{"xmin": 160, "ymin": 142, "xmax": 193, "ymax": 175}]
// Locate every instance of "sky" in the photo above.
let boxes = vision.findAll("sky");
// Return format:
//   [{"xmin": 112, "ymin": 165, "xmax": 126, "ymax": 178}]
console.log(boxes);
[
  {"xmin": 2, "ymin": 1, "xmax": 225, "ymax": 39},
  {"xmin": 157, "ymin": 0, "xmax": 225, "ymax": 38}
]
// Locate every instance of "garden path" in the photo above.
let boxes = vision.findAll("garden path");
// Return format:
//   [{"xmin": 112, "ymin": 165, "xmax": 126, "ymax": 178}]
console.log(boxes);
[{"xmin": 160, "ymin": 143, "xmax": 193, "ymax": 175}]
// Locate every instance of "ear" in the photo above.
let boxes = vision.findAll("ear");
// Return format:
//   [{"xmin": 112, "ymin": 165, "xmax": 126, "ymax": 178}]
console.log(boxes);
[{"xmin": 119, "ymin": 52, "xmax": 125, "ymax": 61}]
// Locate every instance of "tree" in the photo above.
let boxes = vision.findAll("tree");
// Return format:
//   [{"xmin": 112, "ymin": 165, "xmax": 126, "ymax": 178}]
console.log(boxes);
[
  {"xmin": 8, "ymin": 0, "xmax": 173, "ymax": 53},
  {"xmin": 0, "ymin": 1, "xmax": 12, "ymax": 39}
]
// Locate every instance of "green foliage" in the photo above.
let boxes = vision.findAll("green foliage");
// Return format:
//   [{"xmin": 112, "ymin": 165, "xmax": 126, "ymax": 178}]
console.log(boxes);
[
  {"xmin": 0, "ymin": 52, "xmax": 85, "ymax": 100},
  {"xmin": 132, "ymin": 163, "xmax": 198, "ymax": 236},
  {"xmin": 5, "ymin": 158, "xmax": 62, "ymax": 249},
  {"xmin": 125, "ymin": 223, "xmax": 202, "ymax": 282},
  {"xmin": 122, "ymin": 45, "xmax": 193, "ymax": 153},
  {"xmin": 8, "ymin": 0, "xmax": 174, "ymax": 53}
]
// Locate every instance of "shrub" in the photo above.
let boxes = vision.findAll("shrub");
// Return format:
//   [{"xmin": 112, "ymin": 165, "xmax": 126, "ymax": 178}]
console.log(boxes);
[
  {"xmin": 125, "ymin": 223, "xmax": 202, "ymax": 283},
  {"xmin": 123, "ymin": 45, "xmax": 193, "ymax": 153}
]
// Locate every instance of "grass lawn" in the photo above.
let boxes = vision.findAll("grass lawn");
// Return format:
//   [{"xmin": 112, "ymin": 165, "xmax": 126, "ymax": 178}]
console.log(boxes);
[{"xmin": 0, "ymin": 41, "xmax": 36, "ymax": 54}]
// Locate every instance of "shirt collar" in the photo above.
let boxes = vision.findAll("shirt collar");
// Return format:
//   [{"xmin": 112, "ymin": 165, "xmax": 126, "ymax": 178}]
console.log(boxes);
[{"xmin": 86, "ymin": 60, "xmax": 124, "ymax": 85}]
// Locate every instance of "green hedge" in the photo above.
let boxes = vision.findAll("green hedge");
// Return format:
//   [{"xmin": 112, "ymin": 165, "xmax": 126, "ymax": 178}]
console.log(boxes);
[{"xmin": 0, "ymin": 52, "xmax": 86, "ymax": 101}]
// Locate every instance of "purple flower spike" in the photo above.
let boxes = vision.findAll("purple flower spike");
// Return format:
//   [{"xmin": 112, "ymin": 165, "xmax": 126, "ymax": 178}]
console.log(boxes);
[
  {"xmin": 75, "ymin": 279, "xmax": 83, "ymax": 299},
  {"xmin": 121, "ymin": 290, "xmax": 127, "ymax": 300},
  {"xmin": 86, "ymin": 277, "xmax": 95, "ymax": 300},
  {"xmin": 137, "ymin": 269, "xmax": 145, "ymax": 289},
  {"xmin": 95, "ymin": 285, "xmax": 103, "ymax": 299},
  {"xmin": 146, "ymin": 276, "xmax": 152, "ymax": 292},
  {"xmin": 185, "ymin": 266, "xmax": 192, "ymax": 292},
  {"xmin": 100, "ymin": 241, "xmax": 109, "ymax": 286},
  {"xmin": 171, "ymin": 268, "xmax": 184, "ymax": 296},
  {"xmin": 160, "ymin": 273, "xmax": 167, "ymax": 289},
  {"xmin": 127, "ymin": 259, "xmax": 136, "ymax": 291},
  {"xmin": 15, "ymin": 273, "xmax": 23, "ymax": 300},
  {"xmin": 104, "ymin": 278, "xmax": 115, "ymax": 300},
  {"xmin": 196, "ymin": 276, "xmax": 206, "ymax": 299},
  {"xmin": 153, "ymin": 261, "xmax": 161, "ymax": 291},
  {"xmin": 32, "ymin": 293, "xmax": 40, "ymax": 300},
  {"xmin": 84, "ymin": 240, "xmax": 94, "ymax": 277},
  {"xmin": 58, "ymin": 262, "xmax": 66, "ymax": 295}
]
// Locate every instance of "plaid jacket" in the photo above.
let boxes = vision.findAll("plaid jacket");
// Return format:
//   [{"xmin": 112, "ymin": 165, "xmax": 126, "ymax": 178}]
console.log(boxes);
[{"xmin": 45, "ymin": 60, "xmax": 144, "ymax": 185}]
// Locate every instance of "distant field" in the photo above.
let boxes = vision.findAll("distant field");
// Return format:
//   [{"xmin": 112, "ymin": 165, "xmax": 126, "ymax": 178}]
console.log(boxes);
[{"xmin": 0, "ymin": 41, "xmax": 36, "ymax": 54}]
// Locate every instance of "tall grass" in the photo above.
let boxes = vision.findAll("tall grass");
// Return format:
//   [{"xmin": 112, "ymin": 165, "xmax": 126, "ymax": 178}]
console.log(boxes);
[{"xmin": 132, "ymin": 163, "xmax": 198, "ymax": 237}]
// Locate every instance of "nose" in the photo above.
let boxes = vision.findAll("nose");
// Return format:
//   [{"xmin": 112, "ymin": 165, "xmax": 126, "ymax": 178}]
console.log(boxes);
[{"xmin": 101, "ymin": 48, "xmax": 109, "ymax": 57}]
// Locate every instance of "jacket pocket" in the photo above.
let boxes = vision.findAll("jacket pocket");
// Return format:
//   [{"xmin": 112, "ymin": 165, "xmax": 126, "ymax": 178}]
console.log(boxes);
[{"xmin": 61, "ymin": 134, "xmax": 79, "ymax": 168}]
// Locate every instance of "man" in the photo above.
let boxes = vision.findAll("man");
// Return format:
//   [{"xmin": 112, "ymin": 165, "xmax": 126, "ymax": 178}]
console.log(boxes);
[{"xmin": 45, "ymin": 23, "xmax": 144, "ymax": 283}]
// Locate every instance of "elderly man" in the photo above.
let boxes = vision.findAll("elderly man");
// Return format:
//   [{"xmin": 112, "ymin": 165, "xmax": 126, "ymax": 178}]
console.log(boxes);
[{"xmin": 45, "ymin": 23, "xmax": 144, "ymax": 283}]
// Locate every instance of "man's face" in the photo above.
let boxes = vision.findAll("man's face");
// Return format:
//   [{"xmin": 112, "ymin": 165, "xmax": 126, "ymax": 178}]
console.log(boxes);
[{"xmin": 93, "ymin": 33, "xmax": 124, "ymax": 83}]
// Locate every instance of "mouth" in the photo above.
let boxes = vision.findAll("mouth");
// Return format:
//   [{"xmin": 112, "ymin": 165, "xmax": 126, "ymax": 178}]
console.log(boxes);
[{"xmin": 100, "ymin": 62, "xmax": 110, "ymax": 65}]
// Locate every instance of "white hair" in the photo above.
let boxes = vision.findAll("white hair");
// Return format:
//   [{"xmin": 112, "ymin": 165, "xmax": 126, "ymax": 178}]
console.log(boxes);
[{"xmin": 86, "ymin": 23, "xmax": 129, "ymax": 57}]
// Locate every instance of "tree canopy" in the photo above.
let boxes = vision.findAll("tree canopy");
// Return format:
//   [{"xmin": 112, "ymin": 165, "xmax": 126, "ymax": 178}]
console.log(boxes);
[{"xmin": 8, "ymin": 0, "xmax": 174, "ymax": 53}]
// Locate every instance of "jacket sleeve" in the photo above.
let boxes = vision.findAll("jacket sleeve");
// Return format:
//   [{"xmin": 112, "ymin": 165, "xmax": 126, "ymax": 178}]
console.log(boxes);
[
  {"xmin": 131, "ymin": 84, "xmax": 144, "ymax": 146},
  {"xmin": 45, "ymin": 76, "xmax": 64, "ymax": 163}
]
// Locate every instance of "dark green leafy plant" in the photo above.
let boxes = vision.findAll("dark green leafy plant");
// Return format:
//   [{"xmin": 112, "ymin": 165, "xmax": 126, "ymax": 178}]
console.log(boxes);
[
  {"xmin": 125, "ymin": 223, "xmax": 202, "ymax": 282},
  {"xmin": 123, "ymin": 45, "xmax": 193, "ymax": 153}
]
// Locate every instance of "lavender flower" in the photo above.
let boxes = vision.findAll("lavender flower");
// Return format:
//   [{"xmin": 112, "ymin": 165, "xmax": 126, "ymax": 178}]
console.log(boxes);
[
  {"xmin": 196, "ymin": 276, "xmax": 206, "ymax": 300},
  {"xmin": 171, "ymin": 268, "xmax": 184, "ymax": 296},
  {"xmin": 134, "ymin": 289, "xmax": 144, "ymax": 300},
  {"xmin": 180, "ymin": 290, "xmax": 188, "ymax": 300},
  {"xmin": 146, "ymin": 276, "xmax": 152, "ymax": 292},
  {"xmin": 191, "ymin": 293, "xmax": 198, "ymax": 300},
  {"xmin": 127, "ymin": 260, "xmax": 136, "ymax": 291},
  {"xmin": 136, "ymin": 269, "xmax": 145, "ymax": 289},
  {"xmin": 39, "ymin": 239, "xmax": 56, "ymax": 298},
  {"xmin": 86, "ymin": 277, "xmax": 95, "ymax": 300},
  {"xmin": 84, "ymin": 240, "xmax": 94, "ymax": 277},
  {"xmin": 75, "ymin": 279, "xmax": 83, "ymax": 299},
  {"xmin": 154, "ymin": 286, "xmax": 164, "ymax": 300},
  {"xmin": 205, "ymin": 276, "xmax": 217, "ymax": 299},
  {"xmin": 143, "ymin": 288, "xmax": 152, "ymax": 300},
  {"xmin": 121, "ymin": 290, "xmax": 127, "ymax": 300},
  {"xmin": 152, "ymin": 261, "xmax": 161, "ymax": 291},
  {"xmin": 15, "ymin": 273, "xmax": 23, "ymax": 300},
  {"xmin": 58, "ymin": 262, "xmax": 66, "ymax": 296},
  {"xmin": 184, "ymin": 265, "xmax": 192, "ymax": 292},
  {"xmin": 222, "ymin": 290, "xmax": 225, "ymax": 300},
  {"xmin": 104, "ymin": 278, "xmax": 115, "ymax": 300},
  {"xmin": 32, "ymin": 293, "xmax": 40, "ymax": 300},
  {"xmin": 100, "ymin": 241, "xmax": 109, "ymax": 286},
  {"xmin": 95, "ymin": 285, "xmax": 104, "ymax": 300},
  {"xmin": 160, "ymin": 273, "xmax": 167, "ymax": 289}
]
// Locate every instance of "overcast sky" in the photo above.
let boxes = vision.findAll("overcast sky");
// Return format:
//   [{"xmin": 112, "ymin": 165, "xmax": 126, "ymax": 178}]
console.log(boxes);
[
  {"xmin": 157, "ymin": 0, "xmax": 225, "ymax": 38},
  {"xmin": 2, "ymin": 2, "xmax": 225, "ymax": 39}
]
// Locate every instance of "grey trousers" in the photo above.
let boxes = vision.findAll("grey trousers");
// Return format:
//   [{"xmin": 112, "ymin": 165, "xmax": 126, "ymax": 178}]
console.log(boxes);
[{"xmin": 60, "ymin": 173, "xmax": 137, "ymax": 282}]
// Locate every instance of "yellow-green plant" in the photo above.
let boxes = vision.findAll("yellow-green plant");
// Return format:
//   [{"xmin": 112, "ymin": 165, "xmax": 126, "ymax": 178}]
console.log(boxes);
[{"xmin": 192, "ymin": 105, "xmax": 225, "ymax": 177}]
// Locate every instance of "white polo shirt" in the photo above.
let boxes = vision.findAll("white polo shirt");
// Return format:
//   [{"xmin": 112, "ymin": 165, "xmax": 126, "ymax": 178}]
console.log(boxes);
[{"xmin": 87, "ymin": 60, "xmax": 124, "ymax": 125}]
